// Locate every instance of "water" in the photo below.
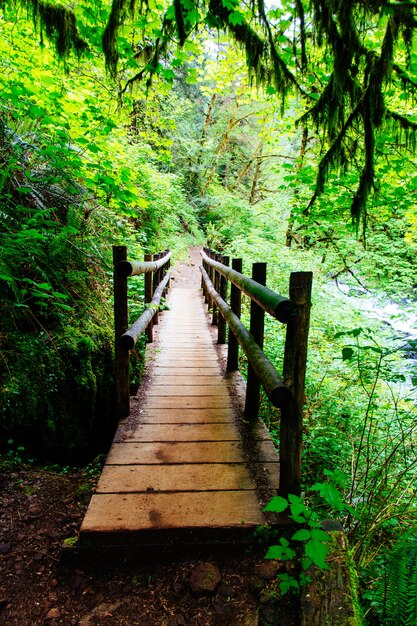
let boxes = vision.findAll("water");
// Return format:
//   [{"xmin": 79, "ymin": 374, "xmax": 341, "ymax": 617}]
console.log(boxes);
[{"xmin": 323, "ymin": 280, "xmax": 417, "ymax": 374}]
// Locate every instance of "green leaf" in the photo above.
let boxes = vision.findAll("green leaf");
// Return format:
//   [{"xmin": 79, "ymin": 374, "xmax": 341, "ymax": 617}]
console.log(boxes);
[
  {"xmin": 265, "ymin": 543, "xmax": 296, "ymax": 561},
  {"xmin": 311, "ymin": 528, "xmax": 331, "ymax": 542},
  {"xmin": 264, "ymin": 496, "xmax": 288, "ymax": 513},
  {"xmin": 228, "ymin": 11, "xmax": 246, "ymax": 25},
  {"xmin": 342, "ymin": 347, "xmax": 354, "ymax": 360},
  {"xmin": 310, "ymin": 482, "xmax": 345, "ymax": 511},
  {"xmin": 305, "ymin": 539, "xmax": 329, "ymax": 570},
  {"xmin": 292, "ymin": 529, "xmax": 311, "ymax": 541}
]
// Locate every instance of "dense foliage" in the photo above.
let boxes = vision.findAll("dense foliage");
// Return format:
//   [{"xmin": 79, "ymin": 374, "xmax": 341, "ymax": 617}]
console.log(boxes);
[{"xmin": 0, "ymin": 1, "xmax": 416, "ymax": 622}]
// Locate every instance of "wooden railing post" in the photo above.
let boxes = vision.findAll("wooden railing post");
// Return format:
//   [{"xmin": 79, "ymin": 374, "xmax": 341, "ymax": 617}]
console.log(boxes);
[
  {"xmin": 152, "ymin": 252, "xmax": 161, "ymax": 325},
  {"xmin": 212, "ymin": 252, "xmax": 220, "ymax": 326},
  {"xmin": 113, "ymin": 245, "xmax": 130, "ymax": 420},
  {"xmin": 217, "ymin": 255, "xmax": 229, "ymax": 343},
  {"xmin": 244, "ymin": 262, "xmax": 267, "ymax": 418},
  {"xmin": 227, "ymin": 258, "xmax": 242, "ymax": 371},
  {"xmin": 279, "ymin": 271, "xmax": 313, "ymax": 497},
  {"xmin": 144, "ymin": 253, "xmax": 153, "ymax": 343},
  {"xmin": 208, "ymin": 250, "xmax": 214, "ymax": 311}
]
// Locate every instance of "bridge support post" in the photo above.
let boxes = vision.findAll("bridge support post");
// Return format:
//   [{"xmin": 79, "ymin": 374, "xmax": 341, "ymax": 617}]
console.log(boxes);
[
  {"xmin": 279, "ymin": 271, "xmax": 313, "ymax": 496},
  {"xmin": 113, "ymin": 245, "xmax": 130, "ymax": 420},
  {"xmin": 145, "ymin": 253, "xmax": 153, "ymax": 343},
  {"xmin": 217, "ymin": 255, "xmax": 229, "ymax": 344},
  {"xmin": 244, "ymin": 262, "xmax": 267, "ymax": 418},
  {"xmin": 152, "ymin": 252, "xmax": 162, "ymax": 325},
  {"xmin": 227, "ymin": 258, "xmax": 242, "ymax": 371}
]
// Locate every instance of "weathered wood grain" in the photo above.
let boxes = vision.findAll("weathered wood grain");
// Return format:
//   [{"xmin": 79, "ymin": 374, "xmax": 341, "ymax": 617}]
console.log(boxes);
[
  {"xmin": 96, "ymin": 463, "xmax": 255, "ymax": 492},
  {"xmin": 114, "ymin": 422, "xmax": 240, "ymax": 442},
  {"xmin": 107, "ymin": 441, "xmax": 245, "ymax": 464},
  {"xmin": 81, "ymin": 491, "xmax": 264, "ymax": 532}
]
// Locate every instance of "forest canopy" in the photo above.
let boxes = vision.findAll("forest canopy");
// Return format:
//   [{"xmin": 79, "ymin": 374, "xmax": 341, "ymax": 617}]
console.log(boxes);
[{"xmin": 1, "ymin": 0, "xmax": 416, "ymax": 231}]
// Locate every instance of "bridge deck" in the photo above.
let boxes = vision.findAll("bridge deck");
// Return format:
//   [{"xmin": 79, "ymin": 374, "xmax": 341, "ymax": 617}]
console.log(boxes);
[{"xmin": 80, "ymin": 257, "xmax": 279, "ymax": 547}]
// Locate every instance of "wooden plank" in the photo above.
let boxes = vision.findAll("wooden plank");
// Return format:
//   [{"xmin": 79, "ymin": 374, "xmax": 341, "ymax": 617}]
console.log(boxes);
[
  {"xmin": 96, "ymin": 463, "xmax": 255, "ymax": 493},
  {"xmin": 138, "ymin": 408, "xmax": 233, "ymax": 423},
  {"xmin": 150, "ymin": 375, "xmax": 223, "ymax": 385},
  {"xmin": 152, "ymin": 367, "xmax": 220, "ymax": 375},
  {"xmin": 144, "ymin": 396, "xmax": 231, "ymax": 409},
  {"xmin": 107, "ymin": 441, "xmax": 244, "ymax": 464},
  {"xmin": 81, "ymin": 490, "xmax": 265, "ymax": 532},
  {"xmin": 153, "ymin": 359, "xmax": 219, "ymax": 368},
  {"xmin": 155, "ymin": 349, "xmax": 217, "ymax": 355},
  {"xmin": 114, "ymin": 423, "xmax": 240, "ymax": 442},
  {"xmin": 146, "ymin": 385, "xmax": 229, "ymax": 397}
]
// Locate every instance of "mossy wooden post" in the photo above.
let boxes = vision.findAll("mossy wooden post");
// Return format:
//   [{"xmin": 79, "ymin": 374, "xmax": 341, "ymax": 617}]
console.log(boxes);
[
  {"xmin": 113, "ymin": 245, "xmax": 130, "ymax": 420},
  {"xmin": 144, "ymin": 253, "xmax": 153, "ymax": 343},
  {"xmin": 244, "ymin": 262, "xmax": 267, "ymax": 418},
  {"xmin": 227, "ymin": 258, "xmax": 242, "ymax": 371},
  {"xmin": 280, "ymin": 271, "xmax": 313, "ymax": 496},
  {"xmin": 218, "ymin": 255, "xmax": 229, "ymax": 344},
  {"xmin": 152, "ymin": 252, "xmax": 161, "ymax": 325}
]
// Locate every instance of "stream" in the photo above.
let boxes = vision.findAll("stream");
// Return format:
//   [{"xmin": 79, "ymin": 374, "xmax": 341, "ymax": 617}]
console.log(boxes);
[{"xmin": 322, "ymin": 280, "xmax": 417, "ymax": 377}]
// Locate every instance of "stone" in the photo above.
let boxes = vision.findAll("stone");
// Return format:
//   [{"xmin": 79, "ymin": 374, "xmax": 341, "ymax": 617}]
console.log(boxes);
[
  {"xmin": 189, "ymin": 562, "xmax": 221, "ymax": 593},
  {"xmin": 256, "ymin": 560, "xmax": 282, "ymax": 580},
  {"xmin": 46, "ymin": 607, "xmax": 60, "ymax": 619},
  {"xmin": 0, "ymin": 543, "xmax": 11, "ymax": 554}
]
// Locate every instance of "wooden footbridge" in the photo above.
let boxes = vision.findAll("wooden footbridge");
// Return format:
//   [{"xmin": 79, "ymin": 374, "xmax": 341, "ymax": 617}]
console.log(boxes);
[{"xmin": 79, "ymin": 247, "xmax": 312, "ymax": 549}]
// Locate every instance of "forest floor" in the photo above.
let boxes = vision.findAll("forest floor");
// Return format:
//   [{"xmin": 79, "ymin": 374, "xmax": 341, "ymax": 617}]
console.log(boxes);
[
  {"xmin": 0, "ymin": 249, "xmax": 295, "ymax": 626},
  {"xmin": 0, "ymin": 460, "xmax": 294, "ymax": 626}
]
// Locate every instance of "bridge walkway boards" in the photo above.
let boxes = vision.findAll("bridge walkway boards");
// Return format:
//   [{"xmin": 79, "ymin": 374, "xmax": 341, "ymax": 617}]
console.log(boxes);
[{"xmin": 80, "ymin": 261, "xmax": 279, "ymax": 548}]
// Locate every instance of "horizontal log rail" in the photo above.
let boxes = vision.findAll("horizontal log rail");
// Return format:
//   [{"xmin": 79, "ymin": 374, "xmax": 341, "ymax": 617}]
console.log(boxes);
[
  {"xmin": 201, "ymin": 249, "xmax": 296, "ymax": 323},
  {"xmin": 120, "ymin": 271, "xmax": 171, "ymax": 350},
  {"xmin": 117, "ymin": 251, "xmax": 172, "ymax": 277},
  {"xmin": 113, "ymin": 245, "xmax": 171, "ymax": 421},
  {"xmin": 201, "ymin": 247, "xmax": 312, "ymax": 496},
  {"xmin": 201, "ymin": 266, "xmax": 292, "ymax": 408}
]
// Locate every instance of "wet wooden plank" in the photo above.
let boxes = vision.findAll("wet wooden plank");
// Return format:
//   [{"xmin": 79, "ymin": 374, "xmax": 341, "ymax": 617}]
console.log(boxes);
[
  {"xmin": 96, "ymin": 463, "xmax": 255, "ymax": 493},
  {"xmin": 114, "ymin": 422, "xmax": 240, "ymax": 442},
  {"xmin": 107, "ymin": 441, "xmax": 244, "ymax": 464},
  {"xmin": 81, "ymin": 490, "xmax": 264, "ymax": 532}
]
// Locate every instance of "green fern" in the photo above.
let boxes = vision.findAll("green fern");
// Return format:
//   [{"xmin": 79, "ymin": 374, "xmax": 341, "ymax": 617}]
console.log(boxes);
[{"xmin": 380, "ymin": 532, "xmax": 417, "ymax": 626}]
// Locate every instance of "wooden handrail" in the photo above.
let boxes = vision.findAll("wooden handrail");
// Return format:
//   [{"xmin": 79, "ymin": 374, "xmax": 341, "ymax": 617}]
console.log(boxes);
[
  {"xmin": 120, "ymin": 271, "xmax": 171, "ymax": 350},
  {"xmin": 201, "ymin": 248, "xmax": 296, "ymax": 323},
  {"xmin": 201, "ymin": 246, "xmax": 313, "ymax": 496},
  {"xmin": 113, "ymin": 245, "xmax": 171, "ymax": 422},
  {"xmin": 201, "ymin": 266, "xmax": 292, "ymax": 408},
  {"xmin": 117, "ymin": 251, "xmax": 172, "ymax": 276}
]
